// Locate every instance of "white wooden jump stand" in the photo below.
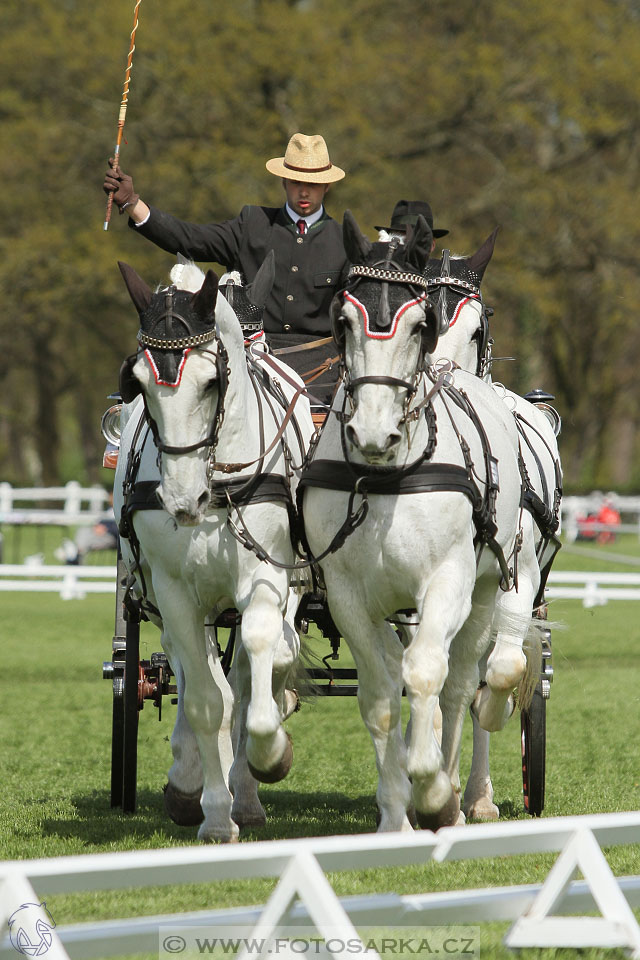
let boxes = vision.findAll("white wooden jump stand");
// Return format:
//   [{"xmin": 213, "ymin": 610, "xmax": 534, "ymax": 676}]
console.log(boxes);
[{"xmin": 1, "ymin": 812, "xmax": 639, "ymax": 959}]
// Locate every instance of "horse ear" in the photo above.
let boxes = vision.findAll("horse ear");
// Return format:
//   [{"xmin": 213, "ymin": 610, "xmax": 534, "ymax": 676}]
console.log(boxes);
[
  {"xmin": 191, "ymin": 269, "xmax": 219, "ymax": 323},
  {"xmin": 248, "ymin": 250, "xmax": 275, "ymax": 308},
  {"xmin": 118, "ymin": 261, "xmax": 152, "ymax": 315},
  {"xmin": 343, "ymin": 210, "xmax": 373, "ymax": 263},
  {"xmin": 404, "ymin": 215, "xmax": 433, "ymax": 273},
  {"xmin": 466, "ymin": 227, "xmax": 499, "ymax": 281}
]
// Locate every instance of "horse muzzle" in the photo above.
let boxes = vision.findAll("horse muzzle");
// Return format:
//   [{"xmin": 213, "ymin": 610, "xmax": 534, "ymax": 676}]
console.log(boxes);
[
  {"xmin": 345, "ymin": 410, "xmax": 401, "ymax": 464},
  {"xmin": 156, "ymin": 482, "xmax": 210, "ymax": 526}
]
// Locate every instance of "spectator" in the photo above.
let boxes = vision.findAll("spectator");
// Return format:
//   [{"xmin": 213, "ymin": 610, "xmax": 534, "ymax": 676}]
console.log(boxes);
[{"xmin": 55, "ymin": 497, "xmax": 118, "ymax": 564}]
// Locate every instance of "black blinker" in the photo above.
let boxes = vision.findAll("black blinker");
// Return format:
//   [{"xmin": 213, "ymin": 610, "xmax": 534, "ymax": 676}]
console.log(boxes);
[{"xmin": 119, "ymin": 354, "xmax": 141, "ymax": 403}]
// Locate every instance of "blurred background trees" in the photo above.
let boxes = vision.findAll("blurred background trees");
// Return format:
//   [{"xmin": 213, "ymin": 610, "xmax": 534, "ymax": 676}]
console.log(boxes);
[{"xmin": 2, "ymin": 0, "xmax": 639, "ymax": 490}]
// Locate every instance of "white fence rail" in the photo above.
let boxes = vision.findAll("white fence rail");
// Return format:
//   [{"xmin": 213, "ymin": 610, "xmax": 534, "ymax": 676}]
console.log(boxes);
[
  {"xmin": 0, "ymin": 564, "xmax": 117, "ymax": 599},
  {"xmin": 1, "ymin": 812, "xmax": 639, "ymax": 959},
  {"xmin": 2, "ymin": 485, "xmax": 640, "ymax": 534},
  {"xmin": 4, "ymin": 564, "xmax": 640, "ymax": 606},
  {"xmin": 0, "ymin": 481, "xmax": 110, "ymax": 527}
]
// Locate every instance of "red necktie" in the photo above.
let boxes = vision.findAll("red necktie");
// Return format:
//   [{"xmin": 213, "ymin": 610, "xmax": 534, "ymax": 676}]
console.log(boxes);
[{"xmin": 296, "ymin": 219, "xmax": 307, "ymax": 235}]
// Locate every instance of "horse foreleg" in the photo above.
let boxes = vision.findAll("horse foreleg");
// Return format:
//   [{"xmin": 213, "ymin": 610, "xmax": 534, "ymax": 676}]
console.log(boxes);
[
  {"xmin": 328, "ymin": 595, "xmax": 412, "ymax": 833},
  {"xmin": 462, "ymin": 714, "xmax": 499, "ymax": 821},
  {"xmin": 404, "ymin": 561, "xmax": 476, "ymax": 830},
  {"xmin": 227, "ymin": 645, "xmax": 267, "ymax": 830},
  {"xmin": 163, "ymin": 629, "xmax": 234, "ymax": 827},
  {"xmin": 240, "ymin": 581, "xmax": 292, "ymax": 782},
  {"xmin": 163, "ymin": 657, "xmax": 204, "ymax": 826},
  {"xmin": 471, "ymin": 531, "xmax": 540, "ymax": 732},
  {"xmin": 226, "ymin": 589, "xmax": 301, "ymax": 828},
  {"xmin": 159, "ymin": 593, "xmax": 238, "ymax": 843},
  {"xmin": 438, "ymin": 597, "xmax": 496, "ymax": 826}
]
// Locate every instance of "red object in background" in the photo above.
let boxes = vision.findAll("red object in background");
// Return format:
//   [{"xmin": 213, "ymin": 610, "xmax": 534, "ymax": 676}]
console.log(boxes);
[{"xmin": 596, "ymin": 503, "xmax": 621, "ymax": 543}]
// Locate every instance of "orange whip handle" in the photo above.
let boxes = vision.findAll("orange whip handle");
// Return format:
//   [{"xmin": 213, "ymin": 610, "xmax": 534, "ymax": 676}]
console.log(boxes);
[{"xmin": 104, "ymin": 0, "xmax": 143, "ymax": 230}]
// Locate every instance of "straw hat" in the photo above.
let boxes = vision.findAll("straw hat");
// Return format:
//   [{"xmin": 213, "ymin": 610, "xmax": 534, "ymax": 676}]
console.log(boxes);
[
  {"xmin": 266, "ymin": 133, "xmax": 345, "ymax": 183},
  {"xmin": 375, "ymin": 200, "xmax": 449, "ymax": 237}
]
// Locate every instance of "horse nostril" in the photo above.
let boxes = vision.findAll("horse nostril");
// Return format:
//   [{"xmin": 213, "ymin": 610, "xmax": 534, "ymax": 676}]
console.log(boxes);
[
  {"xmin": 345, "ymin": 424, "xmax": 357, "ymax": 447},
  {"xmin": 197, "ymin": 490, "xmax": 209, "ymax": 511}
]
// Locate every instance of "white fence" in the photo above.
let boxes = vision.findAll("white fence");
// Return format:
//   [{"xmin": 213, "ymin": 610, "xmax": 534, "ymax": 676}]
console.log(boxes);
[
  {"xmin": 4, "ymin": 564, "xmax": 640, "ymax": 606},
  {"xmin": 2, "ymin": 485, "xmax": 640, "ymax": 534},
  {"xmin": 0, "ymin": 812, "xmax": 639, "ymax": 959},
  {"xmin": 0, "ymin": 481, "xmax": 110, "ymax": 527},
  {"xmin": 0, "ymin": 564, "xmax": 117, "ymax": 599}
]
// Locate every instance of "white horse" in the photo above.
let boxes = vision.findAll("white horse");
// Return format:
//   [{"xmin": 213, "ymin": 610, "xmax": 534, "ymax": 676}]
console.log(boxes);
[
  {"xmin": 302, "ymin": 212, "xmax": 541, "ymax": 831},
  {"xmin": 113, "ymin": 257, "xmax": 313, "ymax": 841},
  {"xmin": 427, "ymin": 234, "xmax": 562, "ymax": 820}
]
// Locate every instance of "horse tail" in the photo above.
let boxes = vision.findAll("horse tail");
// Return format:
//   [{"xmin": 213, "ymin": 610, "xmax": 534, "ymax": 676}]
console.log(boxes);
[
  {"xmin": 518, "ymin": 611, "xmax": 561, "ymax": 711},
  {"xmin": 518, "ymin": 621, "xmax": 543, "ymax": 712}
]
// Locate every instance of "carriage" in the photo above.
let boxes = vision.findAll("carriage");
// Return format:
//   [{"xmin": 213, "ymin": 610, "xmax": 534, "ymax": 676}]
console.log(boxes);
[
  {"xmin": 102, "ymin": 218, "xmax": 561, "ymax": 834},
  {"xmin": 103, "ymin": 555, "xmax": 553, "ymax": 818}
]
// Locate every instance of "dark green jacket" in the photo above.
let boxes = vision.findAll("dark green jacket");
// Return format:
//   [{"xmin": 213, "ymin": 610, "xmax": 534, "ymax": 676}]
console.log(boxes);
[{"xmin": 131, "ymin": 204, "xmax": 348, "ymax": 337}]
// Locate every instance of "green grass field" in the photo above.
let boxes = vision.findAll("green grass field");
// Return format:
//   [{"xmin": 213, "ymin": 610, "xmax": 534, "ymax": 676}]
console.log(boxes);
[{"xmin": 1, "ymin": 532, "xmax": 639, "ymax": 958}]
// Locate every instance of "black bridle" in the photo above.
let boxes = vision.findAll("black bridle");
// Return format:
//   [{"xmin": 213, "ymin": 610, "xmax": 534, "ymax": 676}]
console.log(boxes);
[
  {"xmin": 424, "ymin": 249, "xmax": 492, "ymax": 378},
  {"xmin": 337, "ymin": 242, "xmax": 440, "ymax": 403},
  {"xmin": 132, "ymin": 286, "xmax": 230, "ymax": 457}
]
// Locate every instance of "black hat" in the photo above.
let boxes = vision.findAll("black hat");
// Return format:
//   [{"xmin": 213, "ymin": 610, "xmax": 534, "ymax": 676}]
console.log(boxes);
[{"xmin": 375, "ymin": 200, "xmax": 449, "ymax": 238}]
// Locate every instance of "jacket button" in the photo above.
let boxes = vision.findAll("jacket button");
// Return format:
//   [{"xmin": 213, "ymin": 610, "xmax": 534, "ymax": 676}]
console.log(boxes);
[
  {"xmin": 283, "ymin": 324, "xmax": 292, "ymax": 331},
  {"xmin": 291, "ymin": 265, "xmax": 298, "ymax": 272},
  {"xmin": 296, "ymin": 237, "xmax": 304, "ymax": 244},
  {"xmin": 326, "ymin": 277, "xmax": 332, "ymax": 283},
  {"xmin": 286, "ymin": 295, "xmax": 294, "ymax": 301}
]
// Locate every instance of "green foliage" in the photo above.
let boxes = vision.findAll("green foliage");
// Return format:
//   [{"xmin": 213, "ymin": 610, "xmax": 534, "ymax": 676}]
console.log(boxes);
[{"xmin": 2, "ymin": 0, "xmax": 640, "ymax": 487}]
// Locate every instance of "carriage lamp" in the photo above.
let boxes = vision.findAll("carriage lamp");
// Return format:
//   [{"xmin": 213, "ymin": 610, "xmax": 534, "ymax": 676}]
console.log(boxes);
[
  {"xmin": 523, "ymin": 389, "xmax": 562, "ymax": 437},
  {"xmin": 101, "ymin": 402, "xmax": 123, "ymax": 446},
  {"xmin": 101, "ymin": 401, "xmax": 123, "ymax": 470}
]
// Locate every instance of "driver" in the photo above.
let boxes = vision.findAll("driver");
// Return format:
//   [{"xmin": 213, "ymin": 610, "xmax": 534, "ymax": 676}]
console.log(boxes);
[{"xmin": 103, "ymin": 133, "xmax": 348, "ymax": 404}]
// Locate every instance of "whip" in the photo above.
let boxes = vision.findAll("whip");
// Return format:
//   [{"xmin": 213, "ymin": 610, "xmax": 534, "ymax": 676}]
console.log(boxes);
[{"xmin": 103, "ymin": 0, "xmax": 143, "ymax": 230}]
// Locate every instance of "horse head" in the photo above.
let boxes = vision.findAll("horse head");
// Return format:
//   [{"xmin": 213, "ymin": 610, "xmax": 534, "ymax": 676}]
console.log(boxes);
[
  {"xmin": 426, "ymin": 229, "xmax": 499, "ymax": 377},
  {"xmin": 118, "ymin": 261, "xmax": 224, "ymax": 524},
  {"xmin": 333, "ymin": 210, "xmax": 439, "ymax": 463}
]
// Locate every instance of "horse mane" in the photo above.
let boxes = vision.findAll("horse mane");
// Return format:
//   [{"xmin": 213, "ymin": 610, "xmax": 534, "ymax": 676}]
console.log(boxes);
[{"xmin": 169, "ymin": 259, "xmax": 207, "ymax": 293}]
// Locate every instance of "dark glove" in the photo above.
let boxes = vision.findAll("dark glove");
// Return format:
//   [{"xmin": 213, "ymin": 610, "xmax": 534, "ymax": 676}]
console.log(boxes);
[{"xmin": 103, "ymin": 158, "xmax": 140, "ymax": 214}]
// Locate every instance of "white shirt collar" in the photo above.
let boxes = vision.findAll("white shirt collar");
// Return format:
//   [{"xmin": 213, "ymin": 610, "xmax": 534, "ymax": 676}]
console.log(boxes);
[{"xmin": 285, "ymin": 203, "xmax": 324, "ymax": 229}]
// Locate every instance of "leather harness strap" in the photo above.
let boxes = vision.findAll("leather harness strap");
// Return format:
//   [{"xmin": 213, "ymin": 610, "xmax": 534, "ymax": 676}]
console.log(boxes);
[
  {"xmin": 299, "ymin": 459, "xmax": 480, "ymax": 499},
  {"xmin": 124, "ymin": 473, "xmax": 291, "ymax": 512}
]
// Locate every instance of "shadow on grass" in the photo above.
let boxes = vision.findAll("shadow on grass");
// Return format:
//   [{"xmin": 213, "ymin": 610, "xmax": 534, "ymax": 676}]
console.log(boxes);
[{"xmin": 40, "ymin": 788, "xmax": 380, "ymax": 847}]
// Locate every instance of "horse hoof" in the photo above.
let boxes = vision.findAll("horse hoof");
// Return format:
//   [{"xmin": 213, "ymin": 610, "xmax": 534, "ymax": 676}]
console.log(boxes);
[
  {"xmin": 198, "ymin": 828, "xmax": 240, "ymax": 844},
  {"xmin": 232, "ymin": 810, "xmax": 267, "ymax": 829},
  {"xmin": 463, "ymin": 798, "xmax": 499, "ymax": 822},
  {"xmin": 415, "ymin": 791, "xmax": 460, "ymax": 832},
  {"xmin": 163, "ymin": 782, "xmax": 204, "ymax": 826},
  {"xmin": 247, "ymin": 733, "xmax": 293, "ymax": 784}
]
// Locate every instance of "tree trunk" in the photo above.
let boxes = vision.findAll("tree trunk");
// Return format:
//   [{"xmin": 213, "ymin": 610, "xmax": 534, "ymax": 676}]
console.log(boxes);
[{"xmin": 32, "ymin": 350, "xmax": 59, "ymax": 485}]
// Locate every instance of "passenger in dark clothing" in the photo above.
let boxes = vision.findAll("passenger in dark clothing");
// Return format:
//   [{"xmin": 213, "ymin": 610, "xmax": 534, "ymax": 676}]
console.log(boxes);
[{"xmin": 103, "ymin": 133, "xmax": 348, "ymax": 402}]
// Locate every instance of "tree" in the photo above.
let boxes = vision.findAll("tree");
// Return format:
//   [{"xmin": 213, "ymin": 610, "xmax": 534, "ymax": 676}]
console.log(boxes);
[{"xmin": 2, "ymin": 0, "xmax": 640, "ymax": 489}]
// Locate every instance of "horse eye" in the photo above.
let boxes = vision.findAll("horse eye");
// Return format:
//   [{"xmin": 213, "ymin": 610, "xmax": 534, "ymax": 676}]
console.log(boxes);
[{"xmin": 204, "ymin": 377, "xmax": 218, "ymax": 392}]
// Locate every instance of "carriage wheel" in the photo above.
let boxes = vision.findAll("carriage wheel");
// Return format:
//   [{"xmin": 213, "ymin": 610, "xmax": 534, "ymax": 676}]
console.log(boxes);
[
  {"xmin": 521, "ymin": 680, "xmax": 546, "ymax": 816},
  {"xmin": 108, "ymin": 549, "xmax": 128, "ymax": 808},
  {"xmin": 109, "ymin": 676, "xmax": 125, "ymax": 807},
  {"xmin": 121, "ymin": 613, "xmax": 141, "ymax": 813}
]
